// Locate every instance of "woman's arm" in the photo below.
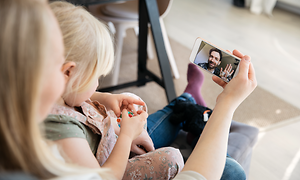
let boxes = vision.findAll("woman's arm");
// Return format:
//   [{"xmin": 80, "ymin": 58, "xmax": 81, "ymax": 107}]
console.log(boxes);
[
  {"xmin": 181, "ymin": 50, "xmax": 257, "ymax": 180},
  {"xmin": 182, "ymin": 101, "xmax": 234, "ymax": 180}
]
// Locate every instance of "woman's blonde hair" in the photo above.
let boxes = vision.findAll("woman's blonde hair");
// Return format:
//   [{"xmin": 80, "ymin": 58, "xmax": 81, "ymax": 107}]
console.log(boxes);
[
  {"xmin": 50, "ymin": 1, "xmax": 114, "ymax": 98},
  {"xmin": 0, "ymin": 0, "xmax": 113, "ymax": 179}
]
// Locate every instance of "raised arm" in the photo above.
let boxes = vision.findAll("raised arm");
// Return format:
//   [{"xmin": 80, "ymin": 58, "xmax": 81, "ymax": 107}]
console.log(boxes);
[{"xmin": 181, "ymin": 50, "xmax": 257, "ymax": 180}]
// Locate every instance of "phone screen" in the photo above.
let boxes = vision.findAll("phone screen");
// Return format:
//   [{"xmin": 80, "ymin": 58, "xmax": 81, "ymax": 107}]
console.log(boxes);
[{"xmin": 192, "ymin": 40, "xmax": 240, "ymax": 82}]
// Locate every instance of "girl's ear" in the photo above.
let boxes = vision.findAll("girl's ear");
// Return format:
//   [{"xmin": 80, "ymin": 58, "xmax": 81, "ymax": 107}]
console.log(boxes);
[{"xmin": 61, "ymin": 62, "xmax": 76, "ymax": 82}]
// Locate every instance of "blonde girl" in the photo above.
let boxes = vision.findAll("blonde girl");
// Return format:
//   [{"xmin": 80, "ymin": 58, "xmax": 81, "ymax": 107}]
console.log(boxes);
[
  {"xmin": 43, "ymin": 1, "xmax": 185, "ymax": 180},
  {"xmin": 0, "ymin": 0, "xmax": 114, "ymax": 179},
  {"xmin": 43, "ymin": 1, "xmax": 258, "ymax": 179}
]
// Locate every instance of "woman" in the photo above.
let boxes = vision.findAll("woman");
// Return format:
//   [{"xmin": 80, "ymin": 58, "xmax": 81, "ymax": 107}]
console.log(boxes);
[{"xmin": 0, "ymin": 0, "xmax": 112, "ymax": 179}]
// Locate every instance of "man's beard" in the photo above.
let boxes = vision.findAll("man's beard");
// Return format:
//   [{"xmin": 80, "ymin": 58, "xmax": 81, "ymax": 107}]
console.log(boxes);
[{"xmin": 208, "ymin": 61, "xmax": 217, "ymax": 69}]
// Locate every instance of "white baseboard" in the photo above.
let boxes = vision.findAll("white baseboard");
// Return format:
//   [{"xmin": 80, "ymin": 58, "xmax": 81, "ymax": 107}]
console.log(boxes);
[{"xmin": 276, "ymin": 1, "xmax": 300, "ymax": 15}]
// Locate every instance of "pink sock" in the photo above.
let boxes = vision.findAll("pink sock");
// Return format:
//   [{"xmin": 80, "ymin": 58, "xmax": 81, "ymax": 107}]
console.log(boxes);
[{"xmin": 184, "ymin": 63, "xmax": 206, "ymax": 107}]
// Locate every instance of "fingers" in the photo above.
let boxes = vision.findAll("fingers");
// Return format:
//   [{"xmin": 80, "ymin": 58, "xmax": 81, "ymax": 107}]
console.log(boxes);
[
  {"xmin": 113, "ymin": 107, "xmax": 121, "ymax": 117},
  {"xmin": 127, "ymin": 104, "xmax": 137, "ymax": 115},
  {"xmin": 232, "ymin": 49, "xmax": 244, "ymax": 58},
  {"xmin": 122, "ymin": 109, "xmax": 148, "ymax": 120},
  {"xmin": 122, "ymin": 96, "xmax": 145, "ymax": 106},
  {"xmin": 225, "ymin": 64, "xmax": 232, "ymax": 72},
  {"xmin": 237, "ymin": 55, "xmax": 251, "ymax": 79},
  {"xmin": 212, "ymin": 75, "xmax": 227, "ymax": 88},
  {"xmin": 248, "ymin": 62, "xmax": 257, "ymax": 83},
  {"xmin": 121, "ymin": 96, "xmax": 145, "ymax": 115},
  {"xmin": 137, "ymin": 110, "xmax": 148, "ymax": 120},
  {"xmin": 130, "ymin": 98, "xmax": 145, "ymax": 106},
  {"xmin": 225, "ymin": 64, "xmax": 229, "ymax": 71}
]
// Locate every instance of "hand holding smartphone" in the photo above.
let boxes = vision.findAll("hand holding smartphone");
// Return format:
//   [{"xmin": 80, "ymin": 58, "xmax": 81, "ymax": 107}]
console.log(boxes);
[{"xmin": 189, "ymin": 38, "xmax": 241, "ymax": 82}]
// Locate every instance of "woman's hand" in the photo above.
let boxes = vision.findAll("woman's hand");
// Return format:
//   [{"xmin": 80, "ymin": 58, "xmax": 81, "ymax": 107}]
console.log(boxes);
[
  {"xmin": 131, "ymin": 130, "xmax": 155, "ymax": 155},
  {"xmin": 120, "ymin": 109, "xmax": 148, "ymax": 141},
  {"xmin": 212, "ymin": 49, "xmax": 257, "ymax": 110},
  {"xmin": 91, "ymin": 93, "xmax": 145, "ymax": 117}
]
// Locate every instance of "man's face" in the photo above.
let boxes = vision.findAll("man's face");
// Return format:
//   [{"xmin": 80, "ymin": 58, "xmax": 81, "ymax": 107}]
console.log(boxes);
[{"xmin": 207, "ymin": 51, "xmax": 221, "ymax": 69}]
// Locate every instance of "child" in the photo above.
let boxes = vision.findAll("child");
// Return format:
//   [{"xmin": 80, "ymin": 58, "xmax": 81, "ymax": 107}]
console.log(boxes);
[{"xmin": 43, "ymin": 1, "xmax": 184, "ymax": 180}]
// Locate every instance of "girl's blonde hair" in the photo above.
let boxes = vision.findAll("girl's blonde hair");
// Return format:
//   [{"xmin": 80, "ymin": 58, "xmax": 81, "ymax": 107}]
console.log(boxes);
[
  {"xmin": 50, "ymin": 1, "xmax": 114, "ymax": 98},
  {"xmin": 0, "ymin": 0, "xmax": 113, "ymax": 179}
]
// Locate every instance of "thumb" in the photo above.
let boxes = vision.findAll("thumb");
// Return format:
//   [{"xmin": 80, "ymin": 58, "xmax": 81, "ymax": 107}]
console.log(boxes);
[
  {"xmin": 212, "ymin": 75, "xmax": 227, "ymax": 88},
  {"xmin": 122, "ymin": 109, "xmax": 128, "ymax": 118},
  {"xmin": 142, "ymin": 141, "xmax": 155, "ymax": 152},
  {"xmin": 237, "ymin": 55, "xmax": 251, "ymax": 79},
  {"xmin": 113, "ymin": 107, "xmax": 121, "ymax": 117},
  {"xmin": 131, "ymin": 145, "xmax": 146, "ymax": 155}
]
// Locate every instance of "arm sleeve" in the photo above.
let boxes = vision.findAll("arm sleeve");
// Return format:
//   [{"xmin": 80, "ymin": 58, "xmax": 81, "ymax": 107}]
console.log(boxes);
[
  {"xmin": 173, "ymin": 171, "xmax": 207, "ymax": 180},
  {"xmin": 42, "ymin": 114, "xmax": 87, "ymax": 141}
]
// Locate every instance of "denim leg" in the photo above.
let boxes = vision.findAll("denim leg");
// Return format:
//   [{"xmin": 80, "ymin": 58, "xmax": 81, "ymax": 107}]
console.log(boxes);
[
  {"xmin": 221, "ymin": 156, "xmax": 246, "ymax": 180},
  {"xmin": 147, "ymin": 93, "xmax": 196, "ymax": 149}
]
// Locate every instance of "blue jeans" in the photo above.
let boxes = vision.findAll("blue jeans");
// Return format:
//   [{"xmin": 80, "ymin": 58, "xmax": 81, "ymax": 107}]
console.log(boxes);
[{"xmin": 147, "ymin": 93, "xmax": 246, "ymax": 180}]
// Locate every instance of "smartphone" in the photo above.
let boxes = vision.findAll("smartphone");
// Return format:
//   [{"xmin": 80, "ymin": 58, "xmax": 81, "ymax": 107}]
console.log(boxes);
[{"xmin": 189, "ymin": 38, "xmax": 241, "ymax": 82}]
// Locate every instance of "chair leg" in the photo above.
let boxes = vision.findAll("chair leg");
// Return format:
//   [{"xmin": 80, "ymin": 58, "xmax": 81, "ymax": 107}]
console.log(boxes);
[
  {"xmin": 103, "ymin": 23, "xmax": 125, "ymax": 86},
  {"xmin": 159, "ymin": 18, "xmax": 180, "ymax": 79},
  {"xmin": 112, "ymin": 23, "xmax": 126, "ymax": 85},
  {"xmin": 147, "ymin": 30, "xmax": 155, "ymax": 60},
  {"xmin": 134, "ymin": 26, "xmax": 155, "ymax": 60}
]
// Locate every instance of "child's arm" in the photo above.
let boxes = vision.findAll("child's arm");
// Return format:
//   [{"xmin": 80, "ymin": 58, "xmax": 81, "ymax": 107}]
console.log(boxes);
[
  {"xmin": 54, "ymin": 109, "xmax": 148, "ymax": 180},
  {"xmin": 90, "ymin": 92, "xmax": 145, "ymax": 117},
  {"xmin": 112, "ymin": 115, "xmax": 154, "ymax": 154},
  {"xmin": 180, "ymin": 50, "xmax": 257, "ymax": 180},
  {"xmin": 102, "ymin": 109, "xmax": 147, "ymax": 179}
]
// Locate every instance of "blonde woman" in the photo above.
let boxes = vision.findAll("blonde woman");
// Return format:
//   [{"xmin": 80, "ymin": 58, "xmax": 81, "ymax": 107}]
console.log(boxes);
[{"xmin": 0, "ymin": 0, "xmax": 113, "ymax": 179}]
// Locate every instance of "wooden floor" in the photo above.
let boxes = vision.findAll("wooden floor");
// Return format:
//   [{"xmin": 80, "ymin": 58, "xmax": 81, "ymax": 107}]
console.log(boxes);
[{"xmin": 163, "ymin": 0, "xmax": 300, "ymax": 179}]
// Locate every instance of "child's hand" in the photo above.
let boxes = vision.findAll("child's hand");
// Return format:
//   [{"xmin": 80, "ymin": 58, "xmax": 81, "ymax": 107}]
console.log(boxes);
[
  {"xmin": 212, "ymin": 49, "xmax": 257, "ymax": 110},
  {"xmin": 119, "ymin": 109, "xmax": 148, "ymax": 141},
  {"xmin": 97, "ymin": 93, "xmax": 145, "ymax": 117},
  {"xmin": 131, "ymin": 130, "xmax": 155, "ymax": 155}
]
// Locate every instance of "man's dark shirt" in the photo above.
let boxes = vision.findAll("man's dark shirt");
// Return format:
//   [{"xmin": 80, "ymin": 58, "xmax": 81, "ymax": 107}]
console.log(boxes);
[{"xmin": 198, "ymin": 63, "xmax": 220, "ymax": 76}]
